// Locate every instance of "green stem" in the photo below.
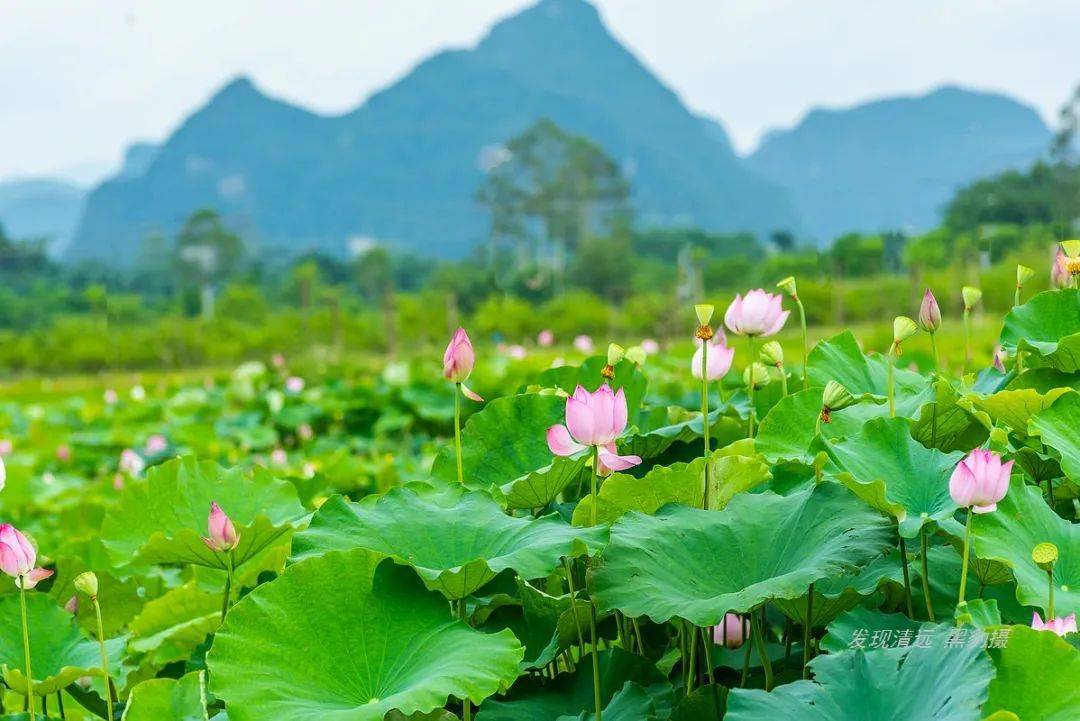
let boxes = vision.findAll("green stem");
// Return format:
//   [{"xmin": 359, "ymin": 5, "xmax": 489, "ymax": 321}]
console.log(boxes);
[
  {"xmin": 698, "ymin": 626, "xmax": 715, "ymax": 687},
  {"xmin": 454, "ymin": 383, "xmax": 464, "ymax": 485},
  {"xmin": 778, "ymin": 364, "xmax": 788, "ymax": 397},
  {"xmin": 899, "ymin": 535, "xmax": 914, "ymax": 618},
  {"xmin": 631, "ymin": 617, "xmax": 644, "ymax": 655},
  {"xmin": 563, "ymin": 559, "xmax": 587, "ymax": 654},
  {"xmin": 588, "ymin": 602, "xmax": 603, "ymax": 721},
  {"xmin": 751, "ymin": 609, "xmax": 773, "ymax": 691},
  {"xmin": 796, "ymin": 297, "xmax": 809, "ymax": 390},
  {"xmin": 958, "ymin": 509, "xmax": 972, "ymax": 613},
  {"xmin": 963, "ymin": 308, "xmax": 972, "ymax": 375},
  {"xmin": 740, "ymin": 628, "xmax": 751, "ymax": 686},
  {"xmin": 19, "ymin": 587, "xmax": 35, "ymax": 721},
  {"xmin": 1048, "ymin": 568, "xmax": 1055, "ymax": 619},
  {"xmin": 929, "ymin": 332, "xmax": 940, "ymax": 447},
  {"xmin": 803, "ymin": 586, "xmax": 813, "ymax": 679},
  {"xmin": 887, "ymin": 348, "xmax": 896, "ymax": 418},
  {"xmin": 590, "ymin": 446, "xmax": 599, "ymax": 526},
  {"xmin": 93, "ymin": 598, "xmax": 114, "ymax": 721},
  {"xmin": 459, "ymin": 600, "xmax": 472, "ymax": 721},
  {"xmin": 685, "ymin": 620, "xmax": 697, "ymax": 694},
  {"xmin": 746, "ymin": 335, "xmax": 756, "ymax": 437},
  {"xmin": 700, "ymin": 340, "xmax": 711, "ymax": 509},
  {"xmin": 220, "ymin": 551, "xmax": 234, "ymax": 622},
  {"xmin": 920, "ymin": 527, "xmax": 936, "ymax": 622},
  {"xmin": 1014, "ymin": 284, "xmax": 1021, "ymax": 307}
]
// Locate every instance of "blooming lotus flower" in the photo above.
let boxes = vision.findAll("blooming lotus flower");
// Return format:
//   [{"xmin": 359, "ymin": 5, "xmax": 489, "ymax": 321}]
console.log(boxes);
[
  {"xmin": 0, "ymin": 524, "xmax": 53, "ymax": 589},
  {"xmin": 203, "ymin": 502, "xmax": 239, "ymax": 552},
  {"xmin": 537, "ymin": 329, "xmax": 555, "ymax": 347},
  {"xmin": 692, "ymin": 337, "xmax": 735, "ymax": 381},
  {"xmin": 1052, "ymin": 248, "xmax": 1070, "ymax": 289},
  {"xmin": 949, "ymin": 449, "xmax": 1012, "ymax": 513},
  {"xmin": 918, "ymin": 289, "xmax": 941, "ymax": 332},
  {"xmin": 64, "ymin": 596, "xmax": 78, "ymax": 614},
  {"xmin": 712, "ymin": 613, "xmax": 748, "ymax": 649},
  {"xmin": 145, "ymin": 434, "xmax": 168, "ymax": 455},
  {"xmin": 724, "ymin": 290, "xmax": 789, "ymax": 337},
  {"xmin": 573, "ymin": 335, "xmax": 594, "ymax": 353},
  {"xmin": 1031, "ymin": 611, "xmax": 1077, "ymax": 637},
  {"xmin": 547, "ymin": 384, "xmax": 641, "ymax": 472},
  {"xmin": 443, "ymin": 327, "xmax": 483, "ymax": 401},
  {"xmin": 285, "ymin": 376, "xmax": 305, "ymax": 394}
]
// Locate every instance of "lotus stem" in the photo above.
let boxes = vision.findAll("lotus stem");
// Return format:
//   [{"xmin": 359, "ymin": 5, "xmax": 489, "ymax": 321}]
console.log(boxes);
[
  {"xmin": 458, "ymin": 600, "xmax": 473, "ymax": 721},
  {"xmin": 562, "ymin": 559, "xmax": 587, "ymax": 655},
  {"xmin": 454, "ymin": 383, "xmax": 464, "ymax": 485},
  {"xmin": 700, "ymin": 341, "xmax": 711, "ymax": 509},
  {"xmin": 631, "ymin": 617, "xmax": 644, "ymax": 655},
  {"xmin": 19, "ymin": 587, "xmax": 35, "ymax": 721},
  {"xmin": 898, "ymin": 535, "xmax": 914, "ymax": 618},
  {"xmin": 746, "ymin": 335, "xmax": 756, "ymax": 438},
  {"xmin": 698, "ymin": 626, "xmax": 715, "ymax": 687},
  {"xmin": 685, "ymin": 620, "xmax": 697, "ymax": 693},
  {"xmin": 1014, "ymin": 284, "xmax": 1021, "ymax": 307},
  {"xmin": 1047, "ymin": 567, "xmax": 1055, "ymax": 619},
  {"xmin": 752, "ymin": 608, "xmax": 773, "ymax": 691},
  {"xmin": 796, "ymin": 296, "xmax": 809, "ymax": 390},
  {"xmin": 929, "ymin": 331, "xmax": 940, "ymax": 447},
  {"xmin": 887, "ymin": 348, "xmax": 896, "ymax": 418},
  {"xmin": 221, "ymin": 550, "xmax": 234, "ymax": 622},
  {"xmin": 590, "ymin": 446, "xmax": 599, "ymax": 526},
  {"xmin": 92, "ymin": 596, "xmax": 114, "ymax": 721},
  {"xmin": 803, "ymin": 585, "xmax": 813, "ymax": 679},
  {"xmin": 920, "ymin": 527, "xmax": 936, "ymax": 622},
  {"xmin": 963, "ymin": 307, "xmax": 972, "ymax": 374},
  {"xmin": 740, "ymin": 628, "xmax": 751, "ymax": 686},
  {"xmin": 56, "ymin": 691, "xmax": 64, "ymax": 720},
  {"xmin": 588, "ymin": 602, "xmax": 603, "ymax": 721}
]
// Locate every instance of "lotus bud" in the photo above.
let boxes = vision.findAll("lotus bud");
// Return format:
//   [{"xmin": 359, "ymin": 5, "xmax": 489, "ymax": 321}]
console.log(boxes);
[
  {"xmin": 759, "ymin": 341, "xmax": 784, "ymax": 367},
  {"xmin": 1031, "ymin": 611, "xmax": 1078, "ymax": 637},
  {"xmin": 743, "ymin": 362, "xmax": 770, "ymax": 390},
  {"xmin": 1032, "ymin": 542, "xmax": 1058, "ymax": 572},
  {"xmin": 203, "ymin": 501, "xmax": 240, "ymax": 552},
  {"xmin": 713, "ymin": 613, "xmax": 748, "ymax": 649},
  {"xmin": 64, "ymin": 596, "xmax": 78, "ymax": 614},
  {"xmin": 776, "ymin": 276, "xmax": 798, "ymax": 299},
  {"xmin": 442, "ymin": 327, "xmax": 476, "ymax": 383},
  {"xmin": 74, "ymin": 571, "xmax": 99, "ymax": 598},
  {"xmin": 1052, "ymin": 248, "xmax": 1070, "ymax": 288},
  {"xmin": 949, "ymin": 449, "xmax": 1012, "ymax": 513},
  {"xmin": 918, "ymin": 289, "xmax": 941, "ymax": 333},
  {"xmin": 1016, "ymin": 264, "xmax": 1035, "ymax": 286},
  {"xmin": 602, "ymin": 343, "xmax": 625, "ymax": 379},
  {"xmin": 962, "ymin": 286, "xmax": 982, "ymax": 310},
  {"xmin": 625, "ymin": 345, "xmax": 647, "ymax": 366},
  {"xmin": 891, "ymin": 316, "xmax": 918, "ymax": 354},
  {"xmin": 993, "ymin": 345, "xmax": 1007, "ymax": 373}
]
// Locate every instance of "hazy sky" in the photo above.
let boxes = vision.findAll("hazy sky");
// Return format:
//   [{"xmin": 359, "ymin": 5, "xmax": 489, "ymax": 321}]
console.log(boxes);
[{"xmin": 3, "ymin": 0, "xmax": 1078, "ymax": 185}]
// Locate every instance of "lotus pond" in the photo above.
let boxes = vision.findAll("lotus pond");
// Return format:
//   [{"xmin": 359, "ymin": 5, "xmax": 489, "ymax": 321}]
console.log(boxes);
[{"xmin": 0, "ymin": 281, "xmax": 1077, "ymax": 720}]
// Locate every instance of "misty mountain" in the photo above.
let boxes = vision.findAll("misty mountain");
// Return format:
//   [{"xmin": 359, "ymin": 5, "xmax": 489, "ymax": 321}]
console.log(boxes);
[{"xmin": 0, "ymin": 178, "xmax": 85, "ymax": 255}]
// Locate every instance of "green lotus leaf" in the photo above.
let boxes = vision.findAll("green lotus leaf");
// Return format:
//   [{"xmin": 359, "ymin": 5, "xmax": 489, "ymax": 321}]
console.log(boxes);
[
  {"xmin": 128, "ymin": 583, "xmax": 221, "ymax": 667},
  {"xmin": 535, "ymin": 358, "xmax": 648, "ymax": 419},
  {"xmin": 591, "ymin": 483, "xmax": 894, "ymax": 625},
  {"xmin": 208, "ymin": 550, "xmax": 523, "ymax": 721},
  {"xmin": 819, "ymin": 607, "xmax": 930, "ymax": 654},
  {"xmin": 907, "ymin": 545, "xmax": 1026, "ymax": 623},
  {"xmin": 954, "ymin": 598, "xmax": 1002, "ymax": 628},
  {"xmin": 555, "ymin": 682, "xmax": 662, "ymax": 721},
  {"xmin": 669, "ymin": 684, "xmax": 729, "ymax": 721},
  {"xmin": 983, "ymin": 625, "xmax": 1080, "ymax": 721},
  {"xmin": 476, "ymin": 648, "xmax": 671, "ymax": 721},
  {"xmin": 101, "ymin": 456, "xmax": 304, "ymax": 571},
  {"xmin": 1012, "ymin": 446, "xmax": 1064, "ymax": 483},
  {"xmin": 623, "ymin": 406, "xmax": 743, "ymax": 460},
  {"xmin": 806, "ymin": 331, "xmax": 927, "ymax": 415},
  {"xmin": 726, "ymin": 637, "xmax": 992, "ymax": 720},
  {"xmin": 291, "ymin": 487, "xmax": 607, "ymax": 599},
  {"xmin": 0, "ymin": 592, "xmax": 126, "ymax": 696},
  {"xmin": 999, "ymin": 289, "xmax": 1080, "ymax": 371},
  {"xmin": 1031, "ymin": 392, "xmax": 1080, "ymax": 483},
  {"xmin": 911, "ymin": 380, "xmax": 989, "ymax": 452},
  {"xmin": 573, "ymin": 453, "xmax": 770, "ymax": 525},
  {"xmin": 755, "ymin": 388, "xmax": 883, "ymax": 465},
  {"xmin": 479, "ymin": 578, "xmax": 581, "ymax": 671},
  {"xmin": 122, "ymin": 671, "xmax": 208, "ymax": 721},
  {"xmin": 972, "ymin": 387, "xmax": 1073, "ymax": 435},
  {"xmin": 972, "ymin": 477, "xmax": 1080, "ymax": 615},
  {"xmin": 773, "ymin": 552, "xmax": 904, "ymax": 627},
  {"xmin": 825, "ymin": 417, "xmax": 964, "ymax": 537},
  {"xmin": 49, "ymin": 559, "xmax": 145, "ymax": 638}
]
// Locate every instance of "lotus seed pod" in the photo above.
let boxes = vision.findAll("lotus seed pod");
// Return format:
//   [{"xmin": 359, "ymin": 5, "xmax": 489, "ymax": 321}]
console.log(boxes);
[
  {"xmin": 74, "ymin": 571, "xmax": 99, "ymax": 597},
  {"xmin": 892, "ymin": 316, "xmax": 918, "ymax": 346},
  {"xmin": 743, "ymin": 362, "xmax": 771, "ymax": 389},
  {"xmin": 759, "ymin": 341, "xmax": 784, "ymax": 367},
  {"xmin": 1016, "ymin": 264, "xmax": 1035, "ymax": 285},
  {"xmin": 962, "ymin": 286, "xmax": 982, "ymax": 309},
  {"xmin": 776, "ymin": 276, "xmax": 798, "ymax": 298},
  {"xmin": 1032, "ymin": 542, "xmax": 1059, "ymax": 571},
  {"xmin": 822, "ymin": 381, "xmax": 856, "ymax": 412},
  {"xmin": 694, "ymin": 304, "xmax": 715, "ymax": 325}
]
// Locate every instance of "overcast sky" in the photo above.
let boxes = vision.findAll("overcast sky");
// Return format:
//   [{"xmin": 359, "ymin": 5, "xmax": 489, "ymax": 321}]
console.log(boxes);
[{"xmin": 3, "ymin": 0, "xmax": 1078, "ymax": 185}]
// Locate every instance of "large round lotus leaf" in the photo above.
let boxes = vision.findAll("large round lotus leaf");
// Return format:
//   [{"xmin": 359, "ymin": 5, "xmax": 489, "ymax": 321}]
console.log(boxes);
[
  {"xmin": 536, "ymin": 358, "xmax": 648, "ymax": 420},
  {"xmin": 755, "ymin": 389, "xmax": 883, "ymax": 465},
  {"xmin": 128, "ymin": 583, "xmax": 221, "ymax": 667},
  {"xmin": 122, "ymin": 671, "xmax": 207, "ymax": 721},
  {"xmin": 208, "ymin": 550, "xmax": 524, "ymax": 721},
  {"xmin": 806, "ymin": 331, "xmax": 927, "ymax": 415},
  {"xmin": 291, "ymin": 487, "xmax": 607, "ymax": 599},
  {"xmin": 573, "ymin": 453, "xmax": 770, "ymax": 525},
  {"xmin": 983, "ymin": 625, "xmax": 1080, "ymax": 721},
  {"xmin": 591, "ymin": 483, "xmax": 894, "ymax": 625},
  {"xmin": 818, "ymin": 607, "xmax": 929, "ymax": 654},
  {"xmin": 477, "ymin": 648, "xmax": 671, "ymax": 721},
  {"xmin": 825, "ymin": 417, "xmax": 964, "ymax": 537},
  {"xmin": 773, "ymin": 552, "xmax": 903, "ymax": 627},
  {"xmin": 0, "ymin": 592, "xmax": 126, "ymax": 696},
  {"xmin": 101, "ymin": 456, "xmax": 304, "ymax": 571},
  {"xmin": 1000, "ymin": 289, "xmax": 1080, "ymax": 371},
  {"xmin": 1031, "ymin": 392, "xmax": 1080, "ymax": 483},
  {"xmin": 972, "ymin": 477, "xmax": 1080, "ymax": 616},
  {"xmin": 622, "ymin": 406, "xmax": 743, "ymax": 460},
  {"xmin": 726, "ymin": 637, "xmax": 992, "ymax": 721},
  {"xmin": 972, "ymin": 387, "xmax": 1073, "ymax": 436},
  {"xmin": 911, "ymin": 380, "xmax": 989, "ymax": 452}
]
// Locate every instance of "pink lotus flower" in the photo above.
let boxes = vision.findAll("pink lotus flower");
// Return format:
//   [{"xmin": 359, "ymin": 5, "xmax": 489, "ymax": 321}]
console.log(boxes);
[
  {"xmin": 145, "ymin": 435, "xmax": 168, "ymax": 455},
  {"xmin": 103, "ymin": 389, "xmax": 118, "ymax": 405},
  {"xmin": 64, "ymin": 596, "xmax": 78, "ymax": 614},
  {"xmin": 949, "ymin": 449, "xmax": 1012, "ymax": 513},
  {"xmin": 0, "ymin": 439, "xmax": 10, "ymax": 456},
  {"xmin": 203, "ymin": 502, "xmax": 239, "ymax": 552},
  {"xmin": 285, "ymin": 376, "xmax": 305, "ymax": 394},
  {"xmin": 0, "ymin": 524, "xmax": 53, "ymax": 589},
  {"xmin": 547, "ymin": 384, "xmax": 641, "ymax": 472},
  {"xmin": 119, "ymin": 449, "xmax": 145, "ymax": 476},
  {"xmin": 272, "ymin": 353, "xmax": 286, "ymax": 369},
  {"xmin": 573, "ymin": 335, "xmax": 594, "ymax": 354},
  {"xmin": 271, "ymin": 448, "xmax": 288, "ymax": 466},
  {"xmin": 1052, "ymin": 248, "xmax": 1070, "ymax": 289},
  {"xmin": 443, "ymin": 328, "xmax": 483, "ymax": 401},
  {"xmin": 992, "ymin": 346, "xmax": 1007, "ymax": 373},
  {"xmin": 505, "ymin": 344, "xmax": 527, "ymax": 360},
  {"xmin": 640, "ymin": 339, "xmax": 660, "ymax": 355},
  {"xmin": 297, "ymin": 423, "xmax": 314, "ymax": 441},
  {"xmin": 537, "ymin": 329, "xmax": 555, "ymax": 347},
  {"xmin": 918, "ymin": 288, "xmax": 941, "ymax": 332},
  {"xmin": 692, "ymin": 337, "xmax": 735, "ymax": 381},
  {"xmin": 56, "ymin": 445, "xmax": 71, "ymax": 462},
  {"xmin": 1031, "ymin": 611, "xmax": 1077, "ymax": 636},
  {"xmin": 724, "ymin": 290, "xmax": 789, "ymax": 337},
  {"xmin": 712, "ymin": 613, "xmax": 748, "ymax": 649}
]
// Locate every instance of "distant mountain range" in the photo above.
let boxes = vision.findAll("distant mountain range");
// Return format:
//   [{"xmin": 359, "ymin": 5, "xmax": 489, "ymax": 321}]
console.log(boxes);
[
  {"xmin": 0, "ymin": 178, "xmax": 85, "ymax": 254},
  {"xmin": 1, "ymin": 0, "xmax": 1053, "ymax": 262}
]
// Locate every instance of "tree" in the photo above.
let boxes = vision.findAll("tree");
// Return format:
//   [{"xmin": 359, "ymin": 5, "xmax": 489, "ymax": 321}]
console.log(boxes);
[{"xmin": 173, "ymin": 209, "xmax": 245, "ymax": 319}]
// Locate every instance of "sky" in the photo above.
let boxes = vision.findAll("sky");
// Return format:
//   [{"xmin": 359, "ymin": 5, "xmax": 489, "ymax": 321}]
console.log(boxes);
[{"xmin": 2, "ymin": 0, "xmax": 1078, "ymax": 185}]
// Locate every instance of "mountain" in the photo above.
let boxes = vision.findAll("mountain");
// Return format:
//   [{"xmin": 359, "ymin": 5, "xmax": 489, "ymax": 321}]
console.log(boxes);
[
  {"xmin": 0, "ymin": 178, "xmax": 86, "ymax": 254},
  {"xmin": 71, "ymin": 0, "xmax": 797, "ymax": 263},
  {"xmin": 748, "ymin": 86, "xmax": 1053, "ymax": 242}
]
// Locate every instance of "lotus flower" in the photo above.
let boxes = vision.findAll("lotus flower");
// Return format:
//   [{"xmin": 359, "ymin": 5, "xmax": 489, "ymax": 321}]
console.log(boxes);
[
  {"xmin": 724, "ymin": 290, "xmax": 789, "ymax": 337},
  {"xmin": 573, "ymin": 335, "xmax": 594, "ymax": 353},
  {"xmin": 298, "ymin": 423, "xmax": 314, "ymax": 441},
  {"xmin": 0, "ymin": 524, "xmax": 53, "ymax": 589},
  {"xmin": 1052, "ymin": 248, "xmax": 1070, "ymax": 289},
  {"xmin": 1031, "ymin": 611, "xmax": 1077, "ymax": 636},
  {"xmin": 103, "ymin": 389, "xmax": 118, "ymax": 405},
  {"xmin": 443, "ymin": 327, "xmax": 483, "ymax": 401},
  {"xmin": 641, "ymin": 339, "xmax": 660, "ymax": 355},
  {"xmin": 270, "ymin": 448, "xmax": 288, "ymax": 466},
  {"xmin": 918, "ymin": 289, "xmax": 941, "ymax": 332},
  {"xmin": 712, "ymin": 613, "xmax": 748, "ymax": 649},
  {"xmin": 992, "ymin": 345, "xmax": 1007, "ymax": 373},
  {"xmin": 285, "ymin": 376, "xmax": 305, "ymax": 394},
  {"xmin": 56, "ymin": 445, "xmax": 71, "ymax": 462},
  {"xmin": 272, "ymin": 353, "xmax": 286, "ymax": 369},
  {"xmin": 547, "ymin": 384, "xmax": 641, "ymax": 472},
  {"xmin": 949, "ymin": 449, "xmax": 1012, "ymax": 513},
  {"xmin": 145, "ymin": 435, "xmax": 168, "ymax": 455},
  {"xmin": 118, "ymin": 449, "xmax": 145, "ymax": 476},
  {"xmin": 505, "ymin": 344, "xmax": 527, "ymax": 360},
  {"xmin": 130, "ymin": 384, "xmax": 147, "ymax": 402},
  {"xmin": 537, "ymin": 329, "xmax": 555, "ymax": 347},
  {"xmin": 203, "ymin": 502, "xmax": 239, "ymax": 552},
  {"xmin": 0, "ymin": 439, "xmax": 11, "ymax": 456},
  {"xmin": 691, "ymin": 337, "xmax": 735, "ymax": 381}
]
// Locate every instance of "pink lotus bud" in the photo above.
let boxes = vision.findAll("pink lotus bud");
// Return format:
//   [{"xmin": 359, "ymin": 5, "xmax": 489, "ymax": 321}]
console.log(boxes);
[
  {"xmin": 992, "ymin": 346, "xmax": 1007, "ymax": 373},
  {"xmin": 712, "ymin": 613, "xmax": 748, "ymax": 649},
  {"xmin": 918, "ymin": 289, "xmax": 941, "ymax": 332},
  {"xmin": 272, "ymin": 353, "xmax": 286, "ymax": 368},
  {"xmin": 573, "ymin": 335, "xmax": 594, "ymax": 354},
  {"xmin": 302, "ymin": 462, "xmax": 317, "ymax": 479},
  {"xmin": 0, "ymin": 524, "xmax": 52, "ymax": 589},
  {"xmin": 119, "ymin": 449, "xmax": 145, "ymax": 476},
  {"xmin": 1031, "ymin": 611, "xmax": 1077, "ymax": 636},
  {"xmin": 203, "ymin": 502, "xmax": 239, "ymax": 552},
  {"xmin": 724, "ymin": 289, "xmax": 790, "ymax": 337},
  {"xmin": 547, "ymin": 384, "xmax": 641, "ymax": 472},
  {"xmin": 641, "ymin": 339, "xmax": 660, "ymax": 355},
  {"xmin": 443, "ymin": 328, "xmax": 476, "ymax": 383},
  {"xmin": 64, "ymin": 596, "xmax": 78, "ymax": 614},
  {"xmin": 145, "ymin": 435, "xmax": 168, "ymax": 455},
  {"xmin": 285, "ymin": 376, "xmax": 305, "ymax": 394},
  {"xmin": 537, "ymin": 329, "xmax": 555, "ymax": 347},
  {"xmin": 56, "ymin": 445, "xmax": 71, "ymax": 462},
  {"xmin": 298, "ymin": 424, "xmax": 314, "ymax": 441},
  {"xmin": 1052, "ymin": 248, "xmax": 1071, "ymax": 289},
  {"xmin": 949, "ymin": 449, "xmax": 1012, "ymax": 513},
  {"xmin": 692, "ymin": 338, "xmax": 735, "ymax": 381}
]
